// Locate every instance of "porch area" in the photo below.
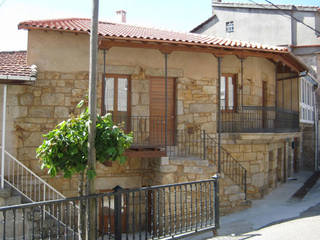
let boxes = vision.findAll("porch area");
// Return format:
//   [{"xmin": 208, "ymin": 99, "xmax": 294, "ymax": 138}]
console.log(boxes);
[{"xmin": 221, "ymin": 106, "xmax": 299, "ymax": 133}]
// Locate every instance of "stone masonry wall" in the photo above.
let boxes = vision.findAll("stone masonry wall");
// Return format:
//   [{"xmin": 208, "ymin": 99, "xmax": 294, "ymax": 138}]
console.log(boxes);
[{"xmin": 221, "ymin": 133, "xmax": 301, "ymax": 199}]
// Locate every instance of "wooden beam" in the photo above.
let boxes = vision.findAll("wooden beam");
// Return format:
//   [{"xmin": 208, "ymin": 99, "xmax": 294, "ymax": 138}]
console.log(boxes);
[{"xmin": 99, "ymin": 39, "xmax": 303, "ymax": 73}]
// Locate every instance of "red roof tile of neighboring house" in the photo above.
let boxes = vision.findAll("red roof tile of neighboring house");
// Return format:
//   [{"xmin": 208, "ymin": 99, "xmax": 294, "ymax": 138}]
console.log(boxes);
[
  {"xmin": 0, "ymin": 51, "xmax": 37, "ymax": 84},
  {"xmin": 18, "ymin": 18, "xmax": 288, "ymax": 53}
]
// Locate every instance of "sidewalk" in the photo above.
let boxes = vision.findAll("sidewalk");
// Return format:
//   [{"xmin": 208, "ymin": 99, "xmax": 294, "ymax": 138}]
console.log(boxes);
[{"xmin": 189, "ymin": 170, "xmax": 320, "ymax": 240}]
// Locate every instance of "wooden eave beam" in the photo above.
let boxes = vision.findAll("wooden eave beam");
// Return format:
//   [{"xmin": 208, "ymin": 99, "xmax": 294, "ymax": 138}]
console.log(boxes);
[{"xmin": 99, "ymin": 38, "xmax": 304, "ymax": 73}]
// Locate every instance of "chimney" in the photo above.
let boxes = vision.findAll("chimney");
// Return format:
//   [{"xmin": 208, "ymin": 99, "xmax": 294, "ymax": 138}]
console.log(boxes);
[{"xmin": 116, "ymin": 10, "xmax": 126, "ymax": 23}]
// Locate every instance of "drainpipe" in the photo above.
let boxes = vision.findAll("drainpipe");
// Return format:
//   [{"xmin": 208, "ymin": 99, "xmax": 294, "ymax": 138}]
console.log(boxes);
[
  {"xmin": 164, "ymin": 53, "xmax": 168, "ymax": 149},
  {"xmin": 217, "ymin": 57, "xmax": 222, "ymax": 174},
  {"xmin": 1, "ymin": 85, "xmax": 7, "ymax": 189},
  {"xmin": 103, "ymin": 49, "xmax": 107, "ymax": 115}
]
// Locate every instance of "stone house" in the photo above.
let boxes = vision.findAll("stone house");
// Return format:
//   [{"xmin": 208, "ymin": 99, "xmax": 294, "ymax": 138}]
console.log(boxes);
[
  {"xmin": 191, "ymin": 0, "xmax": 320, "ymax": 171},
  {"xmin": 0, "ymin": 18, "xmax": 308, "ymax": 214}
]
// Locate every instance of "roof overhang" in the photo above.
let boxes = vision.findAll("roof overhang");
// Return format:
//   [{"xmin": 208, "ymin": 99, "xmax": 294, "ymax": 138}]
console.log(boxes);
[
  {"xmin": 99, "ymin": 38, "xmax": 307, "ymax": 73},
  {"xmin": 0, "ymin": 75, "xmax": 36, "ymax": 85}
]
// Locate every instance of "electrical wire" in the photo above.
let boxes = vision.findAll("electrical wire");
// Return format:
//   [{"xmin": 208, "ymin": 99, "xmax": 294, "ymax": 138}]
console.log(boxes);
[{"xmin": 264, "ymin": 0, "xmax": 320, "ymax": 35}]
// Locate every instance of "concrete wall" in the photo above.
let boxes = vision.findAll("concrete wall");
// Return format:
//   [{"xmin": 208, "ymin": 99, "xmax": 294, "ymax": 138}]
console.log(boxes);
[{"xmin": 195, "ymin": 5, "xmax": 320, "ymax": 46}]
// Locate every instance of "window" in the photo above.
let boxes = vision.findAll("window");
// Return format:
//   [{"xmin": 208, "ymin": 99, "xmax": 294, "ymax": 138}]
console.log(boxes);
[
  {"xmin": 226, "ymin": 21, "xmax": 234, "ymax": 33},
  {"xmin": 221, "ymin": 74, "xmax": 237, "ymax": 111},
  {"xmin": 300, "ymin": 78, "xmax": 314, "ymax": 123},
  {"xmin": 102, "ymin": 75, "xmax": 131, "ymax": 128}
]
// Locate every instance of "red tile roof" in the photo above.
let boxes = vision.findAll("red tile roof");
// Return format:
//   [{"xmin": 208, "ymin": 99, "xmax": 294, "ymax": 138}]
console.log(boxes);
[
  {"xmin": 18, "ymin": 18, "xmax": 287, "ymax": 53},
  {"xmin": 0, "ymin": 51, "xmax": 36, "ymax": 77}
]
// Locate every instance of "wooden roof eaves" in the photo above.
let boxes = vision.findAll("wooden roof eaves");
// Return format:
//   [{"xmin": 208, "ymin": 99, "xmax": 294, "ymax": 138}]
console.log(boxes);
[{"xmin": 99, "ymin": 38, "xmax": 305, "ymax": 72}]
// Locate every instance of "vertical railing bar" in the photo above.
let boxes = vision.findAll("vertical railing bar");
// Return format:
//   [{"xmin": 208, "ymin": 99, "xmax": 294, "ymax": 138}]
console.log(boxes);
[
  {"xmin": 163, "ymin": 188, "xmax": 166, "ymax": 236},
  {"xmin": 3, "ymin": 211, "xmax": 6, "ymax": 240},
  {"xmin": 73, "ymin": 201, "xmax": 76, "ymax": 240},
  {"xmin": 157, "ymin": 189, "xmax": 160, "ymax": 238},
  {"xmin": 126, "ymin": 192, "xmax": 129, "ymax": 240},
  {"xmin": 108, "ymin": 196, "xmax": 111, "ymax": 240},
  {"xmin": 190, "ymin": 184, "xmax": 193, "ymax": 230},
  {"xmin": 144, "ymin": 190, "xmax": 148, "ymax": 240},
  {"xmin": 132, "ymin": 192, "xmax": 136, "ymax": 240},
  {"xmin": 179, "ymin": 185, "xmax": 182, "ymax": 233},
  {"xmin": 200, "ymin": 182, "xmax": 203, "ymax": 229},
  {"xmin": 174, "ymin": 185, "xmax": 177, "ymax": 235},
  {"xmin": 151, "ymin": 190, "xmax": 154, "ymax": 240},
  {"xmin": 22, "ymin": 208, "xmax": 26, "ymax": 240},
  {"xmin": 168, "ymin": 186, "xmax": 172, "ymax": 236},
  {"xmin": 95, "ymin": 197, "xmax": 98, "ymax": 240},
  {"xmin": 195, "ymin": 183, "xmax": 198, "ymax": 231},
  {"xmin": 139, "ymin": 190, "xmax": 142, "ymax": 240},
  {"xmin": 184, "ymin": 184, "xmax": 187, "ymax": 232},
  {"xmin": 101, "ymin": 197, "xmax": 105, "ymax": 240},
  {"xmin": 13, "ymin": 209, "xmax": 16, "ymax": 240}
]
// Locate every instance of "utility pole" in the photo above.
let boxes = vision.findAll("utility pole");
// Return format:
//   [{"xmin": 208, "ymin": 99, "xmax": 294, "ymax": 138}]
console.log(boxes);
[{"xmin": 87, "ymin": 0, "xmax": 99, "ymax": 239}]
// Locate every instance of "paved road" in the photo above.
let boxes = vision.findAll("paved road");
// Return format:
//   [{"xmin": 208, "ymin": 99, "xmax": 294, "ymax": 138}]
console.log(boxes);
[{"xmin": 212, "ymin": 202, "xmax": 320, "ymax": 240}]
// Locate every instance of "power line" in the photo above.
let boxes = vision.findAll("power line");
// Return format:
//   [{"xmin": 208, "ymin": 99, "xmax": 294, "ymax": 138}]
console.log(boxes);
[
  {"xmin": 264, "ymin": 0, "xmax": 320, "ymax": 35},
  {"xmin": 247, "ymin": 0, "xmax": 320, "ymax": 35}
]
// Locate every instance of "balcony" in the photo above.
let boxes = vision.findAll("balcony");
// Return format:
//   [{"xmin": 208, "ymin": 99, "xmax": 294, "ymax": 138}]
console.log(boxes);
[{"xmin": 221, "ymin": 106, "xmax": 299, "ymax": 133}]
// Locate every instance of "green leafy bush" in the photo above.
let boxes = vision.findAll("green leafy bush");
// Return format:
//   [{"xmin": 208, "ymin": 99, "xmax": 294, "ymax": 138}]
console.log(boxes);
[{"xmin": 36, "ymin": 107, "xmax": 133, "ymax": 179}]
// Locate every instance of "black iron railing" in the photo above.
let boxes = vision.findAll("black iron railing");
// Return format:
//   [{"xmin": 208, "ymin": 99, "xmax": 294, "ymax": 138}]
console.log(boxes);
[
  {"xmin": 166, "ymin": 129, "xmax": 247, "ymax": 199},
  {"xmin": 112, "ymin": 115, "xmax": 167, "ymax": 148},
  {"xmin": 221, "ymin": 106, "xmax": 299, "ymax": 133},
  {"xmin": 204, "ymin": 133, "xmax": 247, "ymax": 198},
  {"xmin": 0, "ymin": 178, "xmax": 219, "ymax": 240}
]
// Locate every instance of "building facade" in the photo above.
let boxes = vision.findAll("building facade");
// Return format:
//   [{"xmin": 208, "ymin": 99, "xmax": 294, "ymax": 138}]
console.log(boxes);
[{"xmin": 0, "ymin": 18, "xmax": 307, "ymax": 214}]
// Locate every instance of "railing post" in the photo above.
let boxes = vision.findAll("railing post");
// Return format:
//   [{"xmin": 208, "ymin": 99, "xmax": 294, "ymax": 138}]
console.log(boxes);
[
  {"xmin": 202, "ymin": 130, "xmax": 206, "ymax": 160},
  {"xmin": 244, "ymin": 170, "xmax": 247, "ymax": 200},
  {"xmin": 212, "ymin": 174, "xmax": 220, "ymax": 230},
  {"xmin": 1, "ymin": 85, "xmax": 7, "ymax": 189},
  {"xmin": 114, "ymin": 185, "xmax": 123, "ymax": 240}
]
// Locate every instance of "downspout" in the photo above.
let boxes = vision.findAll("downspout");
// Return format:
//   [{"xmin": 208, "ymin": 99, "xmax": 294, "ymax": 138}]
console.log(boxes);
[
  {"xmin": 103, "ymin": 49, "xmax": 106, "ymax": 114},
  {"xmin": 164, "ymin": 53, "xmax": 168, "ymax": 149},
  {"xmin": 1, "ymin": 85, "xmax": 7, "ymax": 189},
  {"xmin": 217, "ymin": 57, "xmax": 222, "ymax": 174}
]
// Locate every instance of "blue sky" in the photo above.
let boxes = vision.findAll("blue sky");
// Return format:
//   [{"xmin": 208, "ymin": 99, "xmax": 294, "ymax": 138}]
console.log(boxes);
[{"xmin": 0, "ymin": 0, "xmax": 319, "ymax": 51}]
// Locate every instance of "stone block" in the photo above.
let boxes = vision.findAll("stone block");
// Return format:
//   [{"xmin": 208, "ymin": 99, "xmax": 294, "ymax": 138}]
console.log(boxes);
[
  {"xmin": 19, "ymin": 93, "xmax": 33, "ymax": 105},
  {"xmin": 245, "ymin": 152, "xmax": 257, "ymax": 161},
  {"xmin": 184, "ymin": 166, "xmax": 203, "ymax": 174},
  {"xmin": 75, "ymin": 80, "xmax": 88, "ymax": 89},
  {"xmin": 252, "ymin": 145, "xmax": 265, "ymax": 152},
  {"xmin": 41, "ymin": 93, "xmax": 65, "ymax": 105},
  {"xmin": 7, "ymin": 95, "xmax": 18, "ymax": 105},
  {"xmin": 190, "ymin": 104, "xmax": 215, "ymax": 113},
  {"xmin": 251, "ymin": 173, "xmax": 264, "ymax": 187},
  {"xmin": 159, "ymin": 165, "xmax": 178, "ymax": 173},
  {"xmin": 224, "ymin": 185, "xmax": 240, "ymax": 195},
  {"xmin": 29, "ymin": 106, "xmax": 53, "ymax": 118},
  {"xmin": 8, "ymin": 106, "xmax": 28, "ymax": 118},
  {"xmin": 160, "ymin": 157, "xmax": 169, "ymax": 165},
  {"xmin": 24, "ymin": 132, "xmax": 44, "ymax": 147},
  {"xmin": 141, "ymin": 93, "xmax": 149, "ymax": 105},
  {"xmin": 54, "ymin": 107, "xmax": 70, "ymax": 118},
  {"xmin": 240, "ymin": 144, "xmax": 252, "ymax": 153}
]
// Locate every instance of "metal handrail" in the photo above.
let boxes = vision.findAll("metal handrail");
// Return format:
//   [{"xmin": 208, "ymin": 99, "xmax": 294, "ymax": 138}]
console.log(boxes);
[
  {"xmin": 0, "ymin": 147, "xmax": 65, "ymax": 202},
  {"xmin": 205, "ymin": 133, "xmax": 247, "ymax": 197}
]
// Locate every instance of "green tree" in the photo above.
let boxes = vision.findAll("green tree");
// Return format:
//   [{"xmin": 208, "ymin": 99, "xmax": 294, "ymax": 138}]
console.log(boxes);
[{"xmin": 36, "ymin": 101, "xmax": 132, "ymax": 238}]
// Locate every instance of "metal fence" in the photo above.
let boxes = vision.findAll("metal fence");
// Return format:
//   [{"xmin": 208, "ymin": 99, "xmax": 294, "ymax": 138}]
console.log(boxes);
[
  {"xmin": 221, "ymin": 106, "xmax": 299, "ymax": 133},
  {"xmin": 0, "ymin": 178, "xmax": 219, "ymax": 240}
]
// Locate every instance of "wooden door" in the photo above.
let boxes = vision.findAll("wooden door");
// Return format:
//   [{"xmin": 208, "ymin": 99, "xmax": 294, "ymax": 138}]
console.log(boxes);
[
  {"xmin": 150, "ymin": 77, "xmax": 175, "ymax": 146},
  {"xmin": 262, "ymin": 81, "xmax": 268, "ymax": 128}
]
